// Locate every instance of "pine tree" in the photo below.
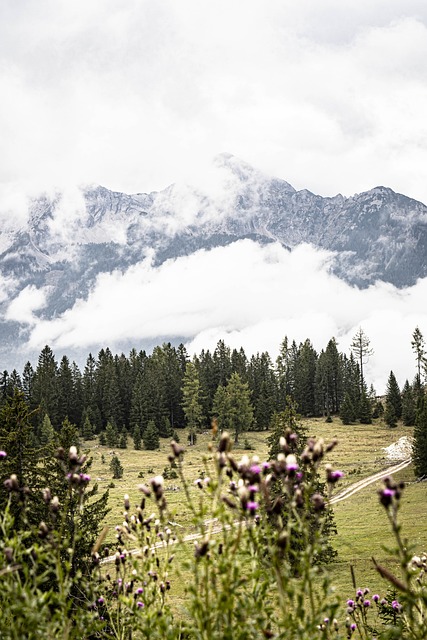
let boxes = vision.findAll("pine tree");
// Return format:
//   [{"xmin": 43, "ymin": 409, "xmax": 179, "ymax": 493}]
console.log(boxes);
[
  {"xmin": 82, "ymin": 415, "xmax": 94, "ymax": 440},
  {"xmin": 351, "ymin": 328, "xmax": 373, "ymax": 393},
  {"xmin": 384, "ymin": 371, "xmax": 402, "ymax": 427},
  {"xmin": 413, "ymin": 394, "xmax": 427, "ymax": 478},
  {"xmin": 143, "ymin": 420, "xmax": 160, "ymax": 450},
  {"xmin": 340, "ymin": 392, "xmax": 356, "ymax": 425},
  {"xmin": 212, "ymin": 373, "xmax": 254, "ymax": 443},
  {"xmin": 39, "ymin": 413, "xmax": 56, "ymax": 445},
  {"xmin": 0, "ymin": 390, "xmax": 40, "ymax": 522},
  {"xmin": 105, "ymin": 421, "xmax": 118, "ymax": 447},
  {"xmin": 110, "ymin": 454, "xmax": 123, "ymax": 479},
  {"xmin": 401, "ymin": 380, "xmax": 416, "ymax": 426},
  {"xmin": 118, "ymin": 433, "xmax": 127, "ymax": 449},
  {"xmin": 411, "ymin": 327, "xmax": 425, "ymax": 389},
  {"xmin": 267, "ymin": 397, "xmax": 337, "ymax": 567},
  {"xmin": 132, "ymin": 424, "xmax": 142, "ymax": 450},
  {"xmin": 182, "ymin": 362, "xmax": 204, "ymax": 432},
  {"xmin": 358, "ymin": 387, "xmax": 372, "ymax": 424}
]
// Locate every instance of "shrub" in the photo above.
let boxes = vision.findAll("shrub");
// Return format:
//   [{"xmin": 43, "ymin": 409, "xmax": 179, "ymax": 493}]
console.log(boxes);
[{"xmin": 1, "ymin": 432, "xmax": 427, "ymax": 639}]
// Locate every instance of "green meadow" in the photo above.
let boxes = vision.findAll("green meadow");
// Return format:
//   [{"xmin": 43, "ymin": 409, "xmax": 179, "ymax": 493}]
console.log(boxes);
[{"xmin": 87, "ymin": 417, "xmax": 426, "ymax": 609}]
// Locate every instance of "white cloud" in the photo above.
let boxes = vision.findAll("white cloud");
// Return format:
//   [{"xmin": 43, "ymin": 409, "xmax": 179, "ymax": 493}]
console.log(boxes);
[
  {"xmin": 5, "ymin": 285, "xmax": 48, "ymax": 324},
  {"xmin": 24, "ymin": 241, "xmax": 427, "ymax": 392},
  {"xmin": 0, "ymin": 1, "xmax": 427, "ymax": 212}
]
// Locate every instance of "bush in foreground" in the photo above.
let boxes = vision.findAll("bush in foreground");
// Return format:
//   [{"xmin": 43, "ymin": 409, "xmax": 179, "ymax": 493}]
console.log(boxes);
[{"xmin": 0, "ymin": 433, "xmax": 426, "ymax": 639}]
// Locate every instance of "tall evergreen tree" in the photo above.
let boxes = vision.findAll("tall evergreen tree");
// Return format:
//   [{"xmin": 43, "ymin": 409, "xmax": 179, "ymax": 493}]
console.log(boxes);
[
  {"xmin": 411, "ymin": 327, "xmax": 425, "ymax": 390},
  {"xmin": 293, "ymin": 340, "xmax": 317, "ymax": 416},
  {"xmin": 401, "ymin": 380, "xmax": 416, "ymax": 426},
  {"xmin": 351, "ymin": 327, "xmax": 373, "ymax": 393},
  {"xmin": 143, "ymin": 420, "xmax": 160, "ymax": 450},
  {"xmin": 413, "ymin": 394, "xmax": 427, "ymax": 477},
  {"xmin": 32, "ymin": 345, "xmax": 59, "ymax": 428},
  {"xmin": 212, "ymin": 372, "xmax": 254, "ymax": 443},
  {"xmin": 384, "ymin": 371, "xmax": 402, "ymax": 427},
  {"xmin": 182, "ymin": 362, "xmax": 204, "ymax": 432},
  {"xmin": 340, "ymin": 392, "xmax": 356, "ymax": 425}
]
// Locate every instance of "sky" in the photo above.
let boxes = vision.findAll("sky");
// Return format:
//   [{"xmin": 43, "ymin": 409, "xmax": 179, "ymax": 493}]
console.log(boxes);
[{"xmin": 1, "ymin": 1, "xmax": 427, "ymax": 391}]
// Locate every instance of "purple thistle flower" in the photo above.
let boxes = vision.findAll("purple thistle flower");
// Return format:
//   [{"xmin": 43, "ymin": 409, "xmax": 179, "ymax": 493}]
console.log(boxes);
[
  {"xmin": 97, "ymin": 597, "xmax": 104, "ymax": 605},
  {"xmin": 350, "ymin": 623, "xmax": 356, "ymax": 631},
  {"xmin": 379, "ymin": 487, "xmax": 395, "ymax": 507},
  {"xmin": 137, "ymin": 601, "xmax": 144, "ymax": 608},
  {"xmin": 261, "ymin": 462, "xmax": 270, "ymax": 472},
  {"xmin": 250, "ymin": 464, "xmax": 261, "ymax": 475},
  {"xmin": 356, "ymin": 589, "xmax": 364, "ymax": 599},
  {"xmin": 363, "ymin": 600, "xmax": 371, "ymax": 608},
  {"xmin": 246, "ymin": 501, "xmax": 259, "ymax": 514},
  {"xmin": 327, "ymin": 469, "xmax": 344, "ymax": 483},
  {"xmin": 347, "ymin": 599, "xmax": 355, "ymax": 607},
  {"xmin": 392, "ymin": 600, "xmax": 401, "ymax": 611},
  {"xmin": 136, "ymin": 587, "xmax": 144, "ymax": 595},
  {"xmin": 0, "ymin": 451, "xmax": 7, "ymax": 460},
  {"xmin": 373, "ymin": 594, "xmax": 380, "ymax": 603}
]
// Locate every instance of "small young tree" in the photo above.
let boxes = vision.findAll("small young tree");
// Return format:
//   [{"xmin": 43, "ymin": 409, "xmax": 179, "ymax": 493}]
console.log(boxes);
[
  {"xmin": 39, "ymin": 413, "xmax": 56, "ymax": 446},
  {"xmin": 118, "ymin": 433, "xmax": 127, "ymax": 449},
  {"xmin": 82, "ymin": 415, "xmax": 94, "ymax": 440},
  {"xmin": 110, "ymin": 454, "xmax": 123, "ymax": 479},
  {"xmin": 132, "ymin": 425, "xmax": 142, "ymax": 450},
  {"xmin": 105, "ymin": 421, "xmax": 118, "ymax": 447},
  {"xmin": 143, "ymin": 420, "xmax": 160, "ymax": 450}
]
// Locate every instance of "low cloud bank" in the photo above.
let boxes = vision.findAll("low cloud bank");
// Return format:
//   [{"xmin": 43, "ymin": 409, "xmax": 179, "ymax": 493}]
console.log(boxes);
[{"xmin": 10, "ymin": 240, "xmax": 425, "ymax": 393}]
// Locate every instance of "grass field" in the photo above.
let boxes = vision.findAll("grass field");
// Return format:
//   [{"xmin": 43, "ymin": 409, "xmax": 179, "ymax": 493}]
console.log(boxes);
[{"xmin": 86, "ymin": 417, "xmax": 427, "ymax": 611}]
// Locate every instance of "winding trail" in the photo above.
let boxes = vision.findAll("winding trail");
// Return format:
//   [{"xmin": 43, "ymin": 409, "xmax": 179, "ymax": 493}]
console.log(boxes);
[
  {"xmin": 101, "ymin": 457, "xmax": 412, "ymax": 565},
  {"xmin": 329, "ymin": 458, "xmax": 411, "ymax": 505}
]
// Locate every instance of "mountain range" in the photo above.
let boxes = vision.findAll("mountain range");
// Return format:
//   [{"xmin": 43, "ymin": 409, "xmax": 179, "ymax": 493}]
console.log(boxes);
[{"xmin": 1, "ymin": 152, "xmax": 426, "ymax": 369}]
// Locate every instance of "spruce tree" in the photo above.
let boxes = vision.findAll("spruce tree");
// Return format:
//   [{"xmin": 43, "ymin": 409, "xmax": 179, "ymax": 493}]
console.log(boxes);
[
  {"xmin": 351, "ymin": 328, "xmax": 373, "ymax": 393},
  {"xmin": 212, "ymin": 373, "xmax": 254, "ymax": 443},
  {"xmin": 182, "ymin": 362, "xmax": 204, "ymax": 432},
  {"xmin": 413, "ymin": 394, "xmax": 427, "ymax": 477},
  {"xmin": 358, "ymin": 387, "xmax": 372, "ymax": 424},
  {"xmin": 105, "ymin": 421, "xmax": 118, "ymax": 447},
  {"xmin": 110, "ymin": 454, "xmax": 124, "ymax": 479},
  {"xmin": 39, "ymin": 413, "xmax": 56, "ymax": 445},
  {"xmin": 132, "ymin": 424, "xmax": 142, "ymax": 450},
  {"xmin": 82, "ymin": 415, "xmax": 94, "ymax": 440},
  {"xmin": 402, "ymin": 380, "xmax": 416, "ymax": 426},
  {"xmin": 118, "ymin": 433, "xmax": 127, "ymax": 449},
  {"xmin": 340, "ymin": 392, "xmax": 356, "ymax": 425},
  {"xmin": 384, "ymin": 371, "xmax": 402, "ymax": 427},
  {"xmin": 143, "ymin": 420, "xmax": 160, "ymax": 450}
]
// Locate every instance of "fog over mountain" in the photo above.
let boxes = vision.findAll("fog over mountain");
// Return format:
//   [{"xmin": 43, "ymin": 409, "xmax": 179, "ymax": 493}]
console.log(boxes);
[{"xmin": 0, "ymin": 154, "xmax": 426, "ymax": 392}]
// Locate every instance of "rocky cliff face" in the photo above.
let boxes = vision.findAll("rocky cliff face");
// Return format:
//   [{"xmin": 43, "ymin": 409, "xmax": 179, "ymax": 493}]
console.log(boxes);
[{"xmin": 1, "ymin": 153, "xmax": 426, "ymax": 365}]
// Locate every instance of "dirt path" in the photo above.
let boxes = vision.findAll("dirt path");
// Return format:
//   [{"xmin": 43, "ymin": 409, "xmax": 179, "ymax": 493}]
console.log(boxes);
[
  {"xmin": 329, "ymin": 458, "xmax": 411, "ymax": 505},
  {"xmin": 101, "ymin": 457, "xmax": 412, "ymax": 564}
]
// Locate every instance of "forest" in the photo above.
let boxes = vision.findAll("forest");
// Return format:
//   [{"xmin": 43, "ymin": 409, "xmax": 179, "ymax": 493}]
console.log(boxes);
[{"xmin": 0, "ymin": 329, "xmax": 421, "ymax": 447}]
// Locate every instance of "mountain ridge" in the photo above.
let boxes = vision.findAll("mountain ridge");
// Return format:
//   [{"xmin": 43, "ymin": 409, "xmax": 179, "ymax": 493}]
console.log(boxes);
[{"xmin": 0, "ymin": 154, "xmax": 426, "ymax": 367}]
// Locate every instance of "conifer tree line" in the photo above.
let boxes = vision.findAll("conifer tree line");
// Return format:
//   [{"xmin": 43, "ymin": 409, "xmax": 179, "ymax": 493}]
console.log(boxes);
[
  {"xmin": 0, "ymin": 326, "xmax": 425, "ymax": 445},
  {"xmin": 0, "ymin": 327, "xmax": 413, "ymax": 440}
]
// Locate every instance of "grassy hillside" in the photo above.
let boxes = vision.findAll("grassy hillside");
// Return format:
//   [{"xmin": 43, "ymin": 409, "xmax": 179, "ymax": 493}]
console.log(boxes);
[{"xmin": 87, "ymin": 418, "xmax": 426, "ymax": 607}]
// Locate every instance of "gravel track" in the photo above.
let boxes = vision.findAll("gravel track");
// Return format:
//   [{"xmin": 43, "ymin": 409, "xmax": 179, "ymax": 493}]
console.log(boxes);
[{"xmin": 101, "ymin": 456, "xmax": 412, "ymax": 564}]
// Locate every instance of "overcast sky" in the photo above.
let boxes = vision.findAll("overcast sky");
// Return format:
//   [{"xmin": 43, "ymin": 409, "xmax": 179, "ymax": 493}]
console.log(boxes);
[
  {"xmin": 1, "ymin": 1, "xmax": 427, "ymax": 392},
  {"xmin": 1, "ymin": 0, "xmax": 427, "ymax": 205}
]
